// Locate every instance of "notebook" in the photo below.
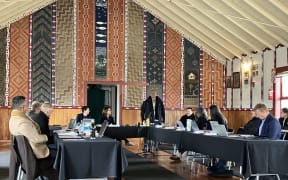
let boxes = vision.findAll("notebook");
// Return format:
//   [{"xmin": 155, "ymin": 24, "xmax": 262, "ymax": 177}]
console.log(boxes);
[{"xmin": 98, "ymin": 120, "xmax": 109, "ymax": 137}]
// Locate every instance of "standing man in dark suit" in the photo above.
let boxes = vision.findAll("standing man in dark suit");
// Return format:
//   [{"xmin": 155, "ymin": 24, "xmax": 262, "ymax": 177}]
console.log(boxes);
[{"xmin": 254, "ymin": 103, "xmax": 281, "ymax": 139}]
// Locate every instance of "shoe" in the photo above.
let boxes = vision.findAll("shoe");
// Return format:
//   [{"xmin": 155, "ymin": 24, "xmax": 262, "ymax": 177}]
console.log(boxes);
[
  {"xmin": 170, "ymin": 155, "xmax": 180, "ymax": 161},
  {"xmin": 126, "ymin": 141, "xmax": 134, "ymax": 146}
]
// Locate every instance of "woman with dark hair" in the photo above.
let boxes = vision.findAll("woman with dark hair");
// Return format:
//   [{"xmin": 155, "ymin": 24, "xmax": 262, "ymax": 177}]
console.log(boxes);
[
  {"xmin": 100, "ymin": 105, "xmax": 134, "ymax": 146},
  {"xmin": 279, "ymin": 107, "xmax": 288, "ymax": 129},
  {"xmin": 195, "ymin": 107, "xmax": 209, "ymax": 130},
  {"xmin": 100, "ymin": 105, "xmax": 115, "ymax": 124},
  {"xmin": 207, "ymin": 105, "xmax": 232, "ymax": 177},
  {"xmin": 208, "ymin": 104, "xmax": 228, "ymax": 130}
]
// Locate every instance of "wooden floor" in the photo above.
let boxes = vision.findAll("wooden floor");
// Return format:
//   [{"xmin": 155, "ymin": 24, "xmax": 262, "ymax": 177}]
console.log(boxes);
[
  {"xmin": 123, "ymin": 139, "xmax": 241, "ymax": 180},
  {"xmin": 0, "ymin": 140, "xmax": 241, "ymax": 180}
]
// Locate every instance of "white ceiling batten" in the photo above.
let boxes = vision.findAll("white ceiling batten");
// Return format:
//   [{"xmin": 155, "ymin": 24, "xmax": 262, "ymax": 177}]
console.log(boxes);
[
  {"xmin": 224, "ymin": 0, "xmax": 288, "ymax": 48},
  {"xmin": 180, "ymin": 0, "xmax": 260, "ymax": 53},
  {"xmin": 0, "ymin": 0, "xmax": 55, "ymax": 29},
  {"xmin": 1, "ymin": 0, "xmax": 288, "ymax": 63},
  {"xmin": 133, "ymin": 0, "xmax": 288, "ymax": 62},
  {"xmin": 149, "ymin": 0, "xmax": 238, "ymax": 58},
  {"xmin": 133, "ymin": 0, "xmax": 229, "ymax": 62}
]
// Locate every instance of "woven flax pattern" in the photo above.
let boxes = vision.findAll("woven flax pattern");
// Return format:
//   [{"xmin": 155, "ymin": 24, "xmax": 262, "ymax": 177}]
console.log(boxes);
[
  {"xmin": 0, "ymin": 28, "xmax": 7, "ymax": 105},
  {"xmin": 55, "ymin": 0, "xmax": 74, "ymax": 106},
  {"xmin": 76, "ymin": 0, "xmax": 95, "ymax": 106},
  {"xmin": 32, "ymin": 6, "xmax": 52, "ymax": 102},
  {"xmin": 146, "ymin": 13, "xmax": 164, "ymax": 98},
  {"xmin": 9, "ymin": 17, "xmax": 30, "ymax": 104},
  {"xmin": 107, "ymin": 0, "xmax": 125, "ymax": 81},
  {"xmin": 165, "ymin": 27, "xmax": 182, "ymax": 109},
  {"xmin": 202, "ymin": 52, "xmax": 212, "ymax": 108},
  {"xmin": 214, "ymin": 61, "xmax": 224, "ymax": 107},
  {"xmin": 126, "ymin": 0, "xmax": 144, "ymax": 107}
]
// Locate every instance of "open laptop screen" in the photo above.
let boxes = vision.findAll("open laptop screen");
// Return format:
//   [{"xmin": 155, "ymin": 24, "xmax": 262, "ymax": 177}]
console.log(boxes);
[{"xmin": 98, "ymin": 120, "xmax": 109, "ymax": 137}]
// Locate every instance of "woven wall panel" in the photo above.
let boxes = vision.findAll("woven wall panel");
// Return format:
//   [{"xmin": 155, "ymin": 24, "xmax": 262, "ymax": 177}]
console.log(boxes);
[
  {"xmin": 126, "ymin": 0, "xmax": 144, "ymax": 107},
  {"xmin": 107, "ymin": 0, "xmax": 125, "ymax": 81},
  {"xmin": 9, "ymin": 17, "xmax": 30, "ymax": 105},
  {"xmin": 146, "ymin": 13, "xmax": 164, "ymax": 98},
  {"xmin": 213, "ymin": 61, "xmax": 224, "ymax": 107},
  {"xmin": 202, "ymin": 52, "xmax": 212, "ymax": 108},
  {"xmin": 31, "ymin": 6, "xmax": 52, "ymax": 102},
  {"xmin": 165, "ymin": 27, "xmax": 182, "ymax": 109},
  {"xmin": 76, "ymin": 0, "xmax": 95, "ymax": 106},
  {"xmin": 55, "ymin": 0, "xmax": 74, "ymax": 106},
  {"xmin": 0, "ymin": 28, "xmax": 7, "ymax": 106},
  {"xmin": 183, "ymin": 39, "xmax": 199, "ymax": 107}
]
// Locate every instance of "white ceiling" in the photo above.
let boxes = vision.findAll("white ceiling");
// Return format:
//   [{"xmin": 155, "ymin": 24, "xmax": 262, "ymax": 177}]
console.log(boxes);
[
  {"xmin": 1, "ymin": 0, "xmax": 288, "ymax": 63},
  {"xmin": 133, "ymin": 0, "xmax": 288, "ymax": 62},
  {"xmin": 0, "ymin": 0, "xmax": 54, "ymax": 29}
]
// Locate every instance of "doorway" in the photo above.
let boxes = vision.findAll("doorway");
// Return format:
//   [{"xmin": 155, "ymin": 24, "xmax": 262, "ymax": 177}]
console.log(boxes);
[{"xmin": 87, "ymin": 84, "xmax": 119, "ymax": 124}]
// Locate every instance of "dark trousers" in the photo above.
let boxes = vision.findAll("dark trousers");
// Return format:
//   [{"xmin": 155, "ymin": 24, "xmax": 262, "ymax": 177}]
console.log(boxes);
[{"xmin": 38, "ymin": 155, "xmax": 58, "ymax": 180}]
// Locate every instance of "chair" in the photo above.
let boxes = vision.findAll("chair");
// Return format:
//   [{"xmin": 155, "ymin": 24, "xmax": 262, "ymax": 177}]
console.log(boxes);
[{"xmin": 9, "ymin": 136, "xmax": 44, "ymax": 180}]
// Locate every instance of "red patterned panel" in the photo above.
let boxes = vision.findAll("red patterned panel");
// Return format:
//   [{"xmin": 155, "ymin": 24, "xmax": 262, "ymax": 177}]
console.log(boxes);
[
  {"xmin": 107, "ymin": 0, "xmax": 125, "ymax": 81},
  {"xmin": 76, "ymin": 0, "xmax": 95, "ymax": 106},
  {"xmin": 9, "ymin": 17, "xmax": 29, "ymax": 105},
  {"xmin": 165, "ymin": 27, "xmax": 182, "ymax": 109},
  {"xmin": 202, "ymin": 52, "xmax": 212, "ymax": 108},
  {"xmin": 214, "ymin": 60, "xmax": 224, "ymax": 107}
]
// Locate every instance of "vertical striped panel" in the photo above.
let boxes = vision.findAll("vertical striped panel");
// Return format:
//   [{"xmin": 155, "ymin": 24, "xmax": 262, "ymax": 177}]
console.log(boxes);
[
  {"xmin": 76, "ymin": 0, "xmax": 95, "ymax": 106},
  {"xmin": 183, "ymin": 39, "xmax": 199, "ymax": 107},
  {"xmin": 51, "ymin": 3, "xmax": 56, "ymax": 106},
  {"xmin": 107, "ymin": 0, "xmax": 125, "ymax": 81},
  {"xmin": 213, "ymin": 60, "xmax": 224, "ymax": 107},
  {"xmin": 95, "ymin": 0, "xmax": 107, "ymax": 79},
  {"xmin": 55, "ymin": 0, "xmax": 74, "ymax": 106},
  {"xmin": 165, "ymin": 27, "xmax": 181, "ymax": 109},
  {"xmin": 31, "ymin": 6, "xmax": 52, "ymax": 102},
  {"xmin": 125, "ymin": 0, "xmax": 144, "ymax": 107},
  {"xmin": 146, "ymin": 12, "xmax": 164, "ymax": 98},
  {"xmin": 202, "ymin": 52, "xmax": 212, "ymax": 108},
  {"xmin": 0, "ymin": 28, "xmax": 7, "ymax": 106},
  {"xmin": 9, "ymin": 17, "xmax": 30, "ymax": 104}
]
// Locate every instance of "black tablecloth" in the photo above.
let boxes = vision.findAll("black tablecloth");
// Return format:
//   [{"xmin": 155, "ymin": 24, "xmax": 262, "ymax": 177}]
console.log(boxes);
[
  {"xmin": 180, "ymin": 132, "xmax": 288, "ymax": 178},
  {"xmin": 103, "ymin": 126, "xmax": 148, "ymax": 139},
  {"xmin": 53, "ymin": 136, "xmax": 128, "ymax": 180},
  {"xmin": 147, "ymin": 127, "xmax": 183, "ymax": 147}
]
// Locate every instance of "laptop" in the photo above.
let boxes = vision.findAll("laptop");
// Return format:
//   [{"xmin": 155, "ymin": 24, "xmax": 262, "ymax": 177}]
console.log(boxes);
[
  {"xmin": 177, "ymin": 121, "xmax": 185, "ymax": 129},
  {"xmin": 214, "ymin": 124, "xmax": 228, "ymax": 136},
  {"xmin": 98, "ymin": 120, "xmax": 109, "ymax": 137},
  {"xmin": 209, "ymin": 121, "xmax": 219, "ymax": 131},
  {"xmin": 191, "ymin": 120, "xmax": 200, "ymax": 131}
]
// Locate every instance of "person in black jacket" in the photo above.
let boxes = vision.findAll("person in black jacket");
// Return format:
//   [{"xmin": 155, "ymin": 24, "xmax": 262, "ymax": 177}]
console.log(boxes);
[
  {"xmin": 207, "ymin": 105, "xmax": 232, "ymax": 177},
  {"xmin": 100, "ymin": 105, "xmax": 134, "ymax": 146},
  {"xmin": 279, "ymin": 107, "xmax": 288, "ymax": 129},
  {"xmin": 208, "ymin": 104, "xmax": 228, "ymax": 130},
  {"xmin": 195, "ymin": 106, "xmax": 209, "ymax": 130},
  {"xmin": 141, "ymin": 91, "xmax": 165, "ymax": 125},
  {"xmin": 237, "ymin": 111, "xmax": 261, "ymax": 135},
  {"xmin": 76, "ymin": 106, "xmax": 91, "ymax": 124},
  {"xmin": 178, "ymin": 107, "xmax": 196, "ymax": 128},
  {"xmin": 29, "ymin": 102, "xmax": 54, "ymax": 145}
]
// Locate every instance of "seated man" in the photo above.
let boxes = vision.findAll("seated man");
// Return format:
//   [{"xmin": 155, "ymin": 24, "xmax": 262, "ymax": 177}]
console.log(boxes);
[
  {"xmin": 254, "ymin": 103, "xmax": 281, "ymax": 139},
  {"xmin": 237, "ymin": 110, "xmax": 261, "ymax": 136},
  {"xmin": 76, "ymin": 106, "xmax": 91, "ymax": 124},
  {"xmin": 177, "ymin": 107, "xmax": 196, "ymax": 128},
  {"xmin": 9, "ymin": 96, "xmax": 58, "ymax": 179}
]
